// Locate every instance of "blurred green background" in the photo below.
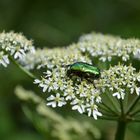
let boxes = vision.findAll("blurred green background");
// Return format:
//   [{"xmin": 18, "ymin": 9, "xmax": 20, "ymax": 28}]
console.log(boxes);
[{"xmin": 0, "ymin": 0, "xmax": 140, "ymax": 140}]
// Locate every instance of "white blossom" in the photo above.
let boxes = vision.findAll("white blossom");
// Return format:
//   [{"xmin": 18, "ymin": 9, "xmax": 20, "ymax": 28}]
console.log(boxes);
[
  {"xmin": 34, "ymin": 78, "xmax": 49, "ymax": 92},
  {"xmin": 47, "ymin": 93, "xmax": 66, "ymax": 107},
  {"xmin": 21, "ymin": 32, "xmax": 140, "ymax": 120},
  {"xmin": 71, "ymin": 99, "xmax": 85, "ymax": 114},
  {"xmin": 77, "ymin": 32, "xmax": 140, "ymax": 62},
  {"xmin": 0, "ymin": 51, "xmax": 9, "ymax": 67},
  {"xmin": 0, "ymin": 31, "xmax": 35, "ymax": 67},
  {"xmin": 99, "ymin": 64, "xmax": 140, "ymax": 100},
  {"xmin": 86, "ymin": 102, "xmax": 102, "ymax": 120},
  {"xmin": 136, "ymin": 87, "xmax": 140, "ymax": 96}
]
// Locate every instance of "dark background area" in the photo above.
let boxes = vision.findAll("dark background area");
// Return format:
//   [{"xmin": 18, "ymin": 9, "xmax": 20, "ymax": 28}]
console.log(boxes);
[{"xmin": 0, "ymin": 0, "xmax": 140, "ymax": 140}]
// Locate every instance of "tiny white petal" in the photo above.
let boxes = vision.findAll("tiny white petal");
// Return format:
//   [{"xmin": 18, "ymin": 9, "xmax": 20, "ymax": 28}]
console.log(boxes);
[
  {"xmin": 47, "ymin": 95, "xmax": 55, "ymax": 101},
  {"xmin": 113, "ymin": 92, "xmax": 121, "ymax": 99},
  {"xmin": 136, "ymin": 87, "xmax": 140, "ymax": 95},
  {"xmin": 34, "ymin": 79, "xmax": 41, "ymax": 84}
]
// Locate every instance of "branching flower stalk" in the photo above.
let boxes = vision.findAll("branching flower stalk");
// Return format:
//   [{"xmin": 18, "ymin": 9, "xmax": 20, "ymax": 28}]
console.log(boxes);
[
  {"xmin": 0, "ymin": 31, "xmax": 36, "ymax": 79},
  {"xmin": 1, "ymin": 31, "xmax": 140, "ymax": 140}
]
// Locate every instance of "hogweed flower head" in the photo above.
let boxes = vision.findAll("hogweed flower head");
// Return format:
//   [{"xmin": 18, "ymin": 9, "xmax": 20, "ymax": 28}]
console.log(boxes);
[
  {"xmin": 98, "ymin": 64, "xmax": 140, "ymax": 100},
  {"xmin": 20, "ymin": 46, "xmax": 91, "ymax": 70},
  {"xmin": 33, "ymin": 56, "xmax": 140, "ymax": 119},
  {"xmin": 0, "ymin": 31, "xmax": 35, "ymax": 67},
  {"xmin": 21, "ymin": 32, "xmax": 140, "ymax": 120},
  {"xmin": 32, "ymin": 46, "xmax": 102, "ymax": 119},
  {"xmin": 25, "ymin": 45, "xmax": 101, "ymax": 119},
  {"xmin": 77, "ymin": 32, "xmax": 140, "ymax": 62},
  {"xmin": 1, "ymin": 31, "xmax": 140, "ymax": 121}
]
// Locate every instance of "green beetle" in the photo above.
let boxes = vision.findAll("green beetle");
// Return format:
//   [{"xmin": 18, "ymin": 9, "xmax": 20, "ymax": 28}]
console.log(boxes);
[{"xmin": 66, "ymin": 62, "xmax": 100, "ymax": 81}]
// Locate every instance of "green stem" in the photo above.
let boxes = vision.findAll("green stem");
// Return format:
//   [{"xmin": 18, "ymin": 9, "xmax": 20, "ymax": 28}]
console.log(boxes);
[
  {"xmin": 98, "ymin": 105, "xmax": 112, "ymax": 116},
  {"xmin": 126, "ymin": 96, "xmax": 140, "ymax": 115},
  {"xmin": 120, "ymin": 98, "xmax": 124, "ymax": 116},
  {"xmin": 115, "ymin": 120, "xmax": 127, "ymax": 140},
  {"xmin": 132, "ymin": 119, "xmax": 140, "ymax": 122},
  {"xmin": 105, "ymin": 91, "xmax": 119, "ymax": 113},
  {"xmin": 101, "ymin": 111, "xmax": 116, "ymax": 117},
  {"xmin": 98, "ymin": 116, "xmax": 118, "ymax": 121},
  {"xmin": 123, "ymin": 89, "xmax": 128, "ymax": 110},
  {"xmin": 130, "ymin": 109, "xmax": 140, "ymax": 117},
  {"xmin": 101, "ymin": 102, "xmax": 118, "ymax": 116},
  {"xmin": 2, "ymin": 48, "xmax": 36, "ymax": 80},
  {"xmin": 9, "ymin": 55, "xmax": 36, "ymax": 80}
]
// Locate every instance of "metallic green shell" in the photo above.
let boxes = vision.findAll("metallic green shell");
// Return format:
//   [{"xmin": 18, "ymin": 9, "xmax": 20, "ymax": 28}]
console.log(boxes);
[{"xmin": 69, "ymin": 62, "xmax": 100, "ymax": 76}]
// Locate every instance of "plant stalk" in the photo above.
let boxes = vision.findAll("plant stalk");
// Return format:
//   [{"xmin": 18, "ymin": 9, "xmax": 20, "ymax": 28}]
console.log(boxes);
[
  {"xmin": 9, "ymin": 55, "xmax": 36, "ymax": 80},
  {"xmin": 126, "ymin": 96, "xmax": 140, "ymax": 115},
  {"xmin": 115, "ymin": 120, "xmax": 127, "ymax": 140}
]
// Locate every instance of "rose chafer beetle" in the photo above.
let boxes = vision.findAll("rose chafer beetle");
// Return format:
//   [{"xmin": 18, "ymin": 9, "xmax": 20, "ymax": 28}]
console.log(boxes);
[{"xmin": 67, "ymin": 62, "xmax": 100, "ymax": 81}]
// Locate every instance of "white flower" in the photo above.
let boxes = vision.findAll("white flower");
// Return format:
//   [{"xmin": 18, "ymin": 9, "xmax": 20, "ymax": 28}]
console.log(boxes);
[
  {"xmin": 44, "ymin": 70, "xmax": 52, "ymax": 77},
  {"xmin": 47, "ymin": 93, "xmax": 66, "ymax": 107},
  {"xmin": 130, "ymin": 88, "xmax": 134, "ymax": 94},
  {"xmin": 136, "ymin": 87, "xmax": 140, "ymax": 95},
  {"xmin": 0, "ymin": 32, "xmax": 35, "ymax": 63},
  {"xmin": 137, "ymin": 75, "xmax": 140, "ymax": 82},
  {"xmin": 113, "ymin": 89, "xmax": 125, "ymax": 99},
  {"xmin": 71, "ymin": 99, "xmax": 85, "ymax": 114},
  {"xmin": 134, "ymin": 49, "xmax": 140, "ymax": 59},
  {"xmin": 95, "ymin": 96, "xmax": 102, "ymax": 103},
  {"xmin": 14, "ymin": 49, "xmax": 26, "ymax": 59},
  {"xmin": 113, "ymin": 92, "xmax": 121, "ymax": 99},
  {"xmin": 100, "ymin": 64, "xmax": 140, "ymax": 100},
  {"xmin": 64, "ymin": 88, "xmax": 75, "ymax": 100},
  {"xmin": 34, "ymin": 79, "xmax": 41, "ymax": 84},
  {"xmin": 78, "ymin": 32, "xmax": 140, "ymax": 62},
  {"xmin": 99, "ymin": 57, "xmax": 106, "ymax": 62},
  {"xmin": 0, "ymin": 52, "xmax": 9, "ymax": 67},
  {"xmin": 91, "ymin": 89, "xmax": 102, "ymax": 103},
  {"xmin": 34, "ymin": 78, "xmax": 48, "ymax": 92},
  {"xmin": 86, "ymin": 103, "xmax": 102, "ymax": 120}
]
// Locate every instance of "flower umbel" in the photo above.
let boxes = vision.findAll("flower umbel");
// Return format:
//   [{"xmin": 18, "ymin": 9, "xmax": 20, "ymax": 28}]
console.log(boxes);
[
  {"xmin": 77, "ymin": 32, "xmax": 140, "ymax": 62},
  {"xmin": 28, "ymin": 34, "xmax": 140, "ymax": 120},
  {"xmin": 0, "ymin": 31, "xmax": 35, "ymax": 67},
  {"xmin": 98, "ymin": 64, "xmax": 140, "ymax": 100},
  {"xmin": 33, "ymin": 47, "xmax": 102, "ymax": 119},
  {"xmin": 1, "ymin": 31, "xmax": 140, "ymax": 140},
  {"xmin": 2, "ymin": 31, "xmax": 140, "ymax": 121}
]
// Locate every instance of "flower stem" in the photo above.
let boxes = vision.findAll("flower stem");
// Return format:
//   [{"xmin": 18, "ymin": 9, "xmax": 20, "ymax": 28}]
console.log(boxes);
[
  {"xmin": 99, "ymin": 116, "xmax": 118, "ymax": 121},
  {"xmin": 2, "ymin": 48, "xmax": 36, "ymax": 80},
  {"xmin": 120, "ymin": 98, "xmax": 124, "ymax": 116},
  {"xmin": 101, "ymin": 102, "xmax": 118, "ymax": 116},
  {"xmin": 130, "ymin": 109, "xmax": 140, "ymax": 117},
  {"xmin": 115, "ymin": 120, "xmax": 127, "ymax": 140},
  {"xmin": 105, "ymin": 91, "xmax": 120, "ymax": 113},
  {"xmin": 132, "ymin": 119, "xmax": 140, "ymax": 122},
  {"xmin": 126, "ymin": 96, "xmax": 140, "ymax": 115},
  {"xmin": 9, "ymin": 55, "xmax": 36, "ymax": 80}
]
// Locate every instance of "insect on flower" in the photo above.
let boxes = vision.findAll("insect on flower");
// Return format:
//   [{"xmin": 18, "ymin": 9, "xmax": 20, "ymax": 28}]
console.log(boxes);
[{"xmin": 66, "ymin": 62, "xmax": 100, "ymax": 82}]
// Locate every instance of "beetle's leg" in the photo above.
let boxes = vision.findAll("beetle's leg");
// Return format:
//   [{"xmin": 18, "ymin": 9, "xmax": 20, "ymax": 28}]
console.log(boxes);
[{"xmin": 93, "ymin": 80, "xmax": 97, "ymax": 89}]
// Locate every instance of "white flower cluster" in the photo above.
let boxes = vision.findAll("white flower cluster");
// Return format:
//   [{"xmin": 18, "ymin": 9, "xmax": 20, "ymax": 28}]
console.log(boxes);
[
  {"xmin": 33, "ymin": 47, "xmax": 102, "ymax": 120},
  {"xmin": 99, "ymin": 64, "xmax": 140, "ymax": 99},
  {"xmin": 0, "ymin": 31, "xmax": 35, "ymax": 67},
  {"xmin": 4, "ymin": 31, "xmax": 140, "ymax": 119},
  {"xmin": 78, "ymin": 32, "xmax": 140, "ymax": 62},
  {"xmin": 20, "ymin": 46, "xmax": 91, "ymax": 70}
]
